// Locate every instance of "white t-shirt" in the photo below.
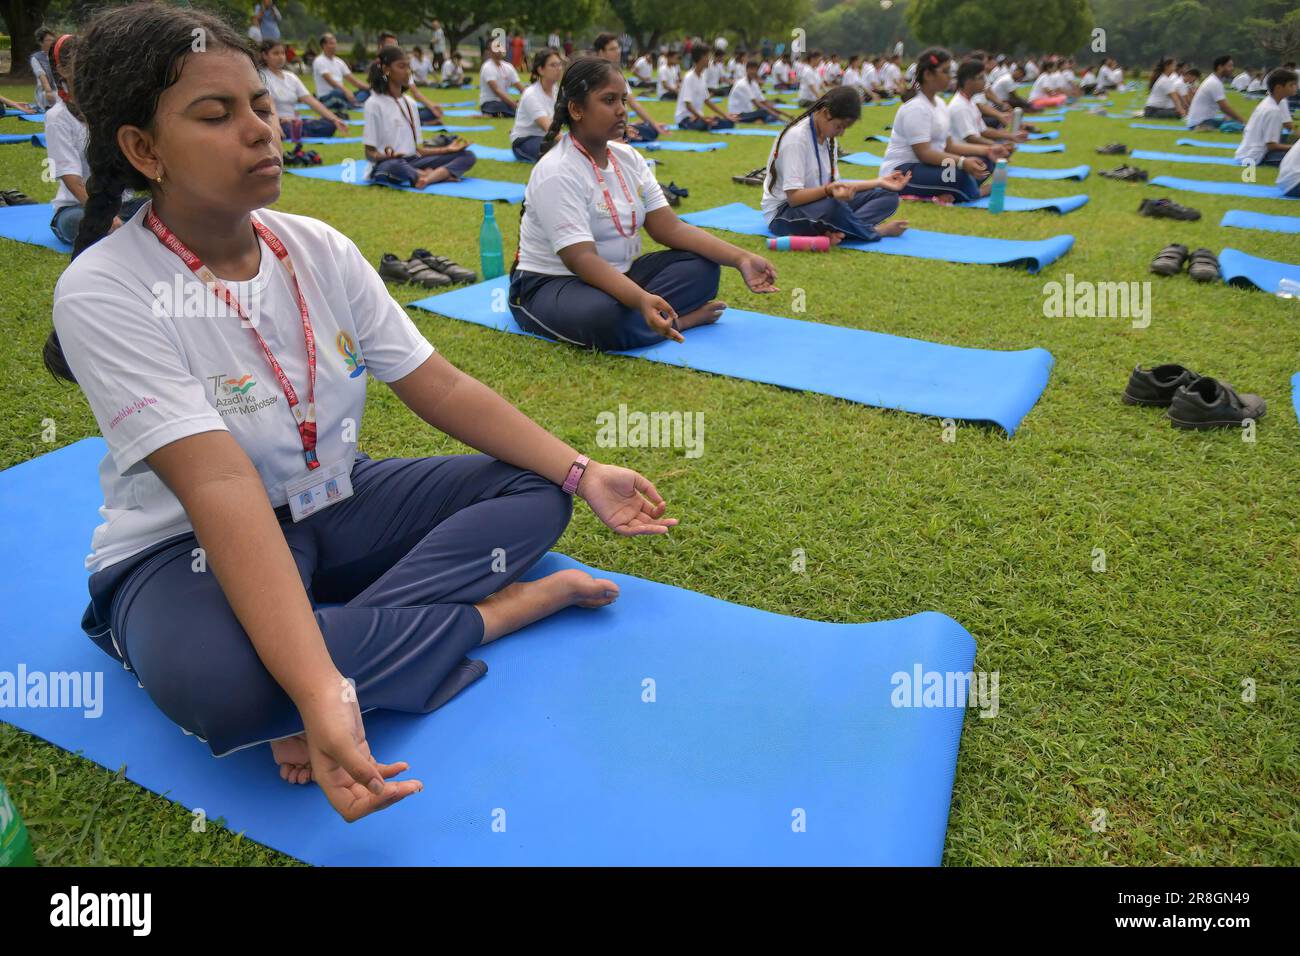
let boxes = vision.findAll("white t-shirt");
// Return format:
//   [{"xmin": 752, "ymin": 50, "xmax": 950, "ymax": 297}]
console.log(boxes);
[
  {"xmin": 728, "ymin": 78, "xmax": 763, "ymax": 114},
  {"xmin": 881, "ymin": 62, "xmax": 902, "ymax": 91},
  {"xmin": 1174, "ymin": 77, "xmax": 1189, "ymax": 97},
  {"xmin": 760, "ymin": 115, "xmax": 835, "ymax": 221},
  {"xmin": 861, "ymin": 64, "xmax": 879, "ymax": 90},
  {"xmin": 1023, "ymin": 61, "xmax": 1040, "ymax": 80},
  {"xmin": 45, "ymin": 100, "xmax": 90, "ymax": 211},
  {"xmin": 881, "ymin": 93, "xmax": 948, "ymax": 176},
  {"xmin": 797, "ymin": 62, "xmax": 822, "ymax": 101},
  {"xmin": 312, "ymin": 53, "xmax": 352, "ymax": 97},
  {"xmin": 1247, "ymin": 76, "xmax": 1265, "ymax": 93},
  {"xmin": 1231, "ymin": 71, "xmax": 1250, "ymax": 91},
  {"xmin": 843, "ymin": 67, "xmax": 861, "ymax": 91},
  {"xmin": 1080, "ymin": 70, "xmax": 1096, "ymax": 87},
  {"xmin": 656, "ymin": 63, "xmax": 680, "ymax": 98},
  {"xmin": 733, "ymin": 60, "xmax": 748, "ymax": 84},
  {"xmin": 991, "ymin": 72, "xmax": 1016, "ymax": 103},
  {"xmin": 1236, "ymin": 96, "xmax": 1287, "ymax": 164},
  {"xmin": 1098, "ymin": 65, "xmax": 1123, "ymax": 89},
  {"xmin": 410, "ymin": 55, "xmax": 432, "ymax": 84},
  {"xmin": 52, "ymin": 204, "xmax": 435, "ymax": 572},
  {"xmin": 262, "ymin": 67, "xmax": 310, "ymax": 119},
  {"xmin": 441, "ymin": 59, "xmax": 463, "ymax": 84},
  {"xmin": 1187, "ymin": 74, "xmax": 1226, "ymax": 127},
  {"xmin": 675, "ymin": 68, "xmax": 711, "ymax": 124},
  {"xmin": 704, "ymin": 61, "xmax": 723, "ymax": 88},
  {"xmin": 774, "ymin": 61, "xmax": 793, "ymax": 85},
  {"xmin": 633, "ymin": 56, "xmax": 653, "ymax": 81},
  {"xmin": 1276, "ymin": 137, "xmax": 1300, "ymax": 192},
  {"xmin": 362, "ymin": 92, "xmax": 422, "ymax": 156},
  {"xmin": 479, "ymin": 59, "xmax": 520, "ymax": 106},
  {"xmin": 823, "ymin": 62, "xmax": 843, "ymax": 84},
  {"xmin": 1146, "ymin": 72, "xmax": 1180, "ymax": 109},
  {"xmin": 1029, "ymin": 72, "xmax": 1056, "ymax": 101},
  {"xmin": 517, "ymin": 136, "xmax": 668, "ymax": 276},
  {"xmin": 948, "ymin": 91, "xmax": 984, "ymax": 141},
  {"xmin": 511, "ymin": 82, "xmax": 556, "ymax": 141}
]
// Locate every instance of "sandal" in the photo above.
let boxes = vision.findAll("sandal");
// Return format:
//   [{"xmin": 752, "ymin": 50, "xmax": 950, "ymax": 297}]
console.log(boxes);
[
  {"xmin": 732, "ymin": 167, "xmax": 766, "ymax": 186},
  {"xmin": 1187, "ymin": 247, "xmax": 1221, "ymax": 283},
  {"xmin": 1149, "ymin": 243, "xmax": 1189, "ymax": 276}
]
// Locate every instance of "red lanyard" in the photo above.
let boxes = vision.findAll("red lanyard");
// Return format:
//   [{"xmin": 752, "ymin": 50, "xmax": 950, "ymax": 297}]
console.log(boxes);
[
  {"xmin": 397, "ymin": 95, "xmax": 420, "ymax": 153},
  {"xmin": 145, "ymin": 208, "xmax": 320, "ymax": 471},
  {"xmin": 567, "ymin": 134, "xmax": 638, "ymax": 238}
]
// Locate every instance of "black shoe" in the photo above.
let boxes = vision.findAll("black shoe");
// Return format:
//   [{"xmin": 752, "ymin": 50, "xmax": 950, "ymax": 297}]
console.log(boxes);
[
  {"xmin": 0, "ymin": 189, "xmax": 37, "ymax": 205},
  {"xmin": 1139, "ymin": 197, "xmax": 1201, "ymax": 221},
  {"xmin": 732, "ymin": 167, "xmax": 766, "ymax": 186},
  {"xmin": 412, "ymin": 248, "xmax": 477, "ymax": 284},
  {"xmin": 1123, "ymin": 364, "xmax": 1201, "ymax": 406},
  {"xmin": 664, "ymin": 181, "xmax": 689, "ymax": 198},
  {"xmin": 1187, "ymin": 247, "xmax": 1220, "ymax": 283},
  {"xmin": 1149, "ymin": 243, "xmax": 1189, "ymax": 276},
  {"xmin": 657, "ymin": 183, "xmax": 680, "ymax": 206},
  {"xmin": 1096, "ymin": 142, "xmax": 1128, "ymax": 155},
  {"xmin": 380, "ymin": 253, "xmax": 450, "ymax": 287},
  {"xmin": 1100, "ymin": 164, "xmax": 1148, "ymax": 181},
  {"xmin": 1167, "ymin": 377, "xmax": 1265, "ymax": 429}
]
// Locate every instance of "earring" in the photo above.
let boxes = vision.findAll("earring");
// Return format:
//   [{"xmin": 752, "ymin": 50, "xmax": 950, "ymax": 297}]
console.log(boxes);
[{"xmin": 154, "ymin": 173, "xmax": 163, "ymax": 184}]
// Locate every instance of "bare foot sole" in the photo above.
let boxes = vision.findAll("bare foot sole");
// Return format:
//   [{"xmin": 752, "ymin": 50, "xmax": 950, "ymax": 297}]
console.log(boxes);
[
  {"xmin": 476, "ymin": 568, "xmax": 619, "ymax": 645},
  {"xmin": 877, "ymin": 219, "xmax": 909, "ymax": 237},
  {"xmin": 826, "ymin": 231, "xmax": 846, "ymax": 246},
  {"xmin": 270, "ymin": 734, "xmax": 313, "ymax": 785},
  {"xmin": 675, "ymin": 299, "xmax": 726, "ymax": 331},
  {"xmin": 414, "ymin": 171, "xmax": 438, "ymax": 189}
]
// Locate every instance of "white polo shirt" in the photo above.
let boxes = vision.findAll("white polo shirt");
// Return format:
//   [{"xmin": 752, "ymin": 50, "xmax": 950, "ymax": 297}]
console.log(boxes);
[
  {"xmin": 52, "ymin": 204, "xmax": 435, "ymax": 572},
  {"xmin": 517, "ymin": 136, "xmax": 668, "ymax": 276},
  {"xmin": 1236, "ymin": 95, "xmax": 1287, "ymax": 164},
  {"xmin": 479, "ymin": 58, "xmax": 520, "ymax": 107},
  {"xmin": 1098, "ymin": 65, "xmax": 1123, "ymax": 89},
  {"xmin": 948, "ymin": 91, "xmax": 984, "ymax": 141},
  {"xmin": 881, "ymin": 93, "xmax": 949, "ymax": 176},
  {"xmin": 511, "ymin": 82, "xmax": 556, "ymax": 142},
  {"xmin": 410, "ymin": 55, "xmax": 432, "ymax": 84},
  {"xmin": 656, "ymin": 63, "xmax": 680, "ymax": 98},
  {"xmin": 311, "ymin": 53, "xmax": 352, "ymax": 97},
  {"xmin": 728, "ymin": 77, "xmax": 763, "ymax": 114},
  {"xmin": 362, "ymin": 92, "xmax": 421, "ymax": 156},
  {"xmin": 760, "ymin": 115, "xmax": 835, "ymax": 221},
  {"xmin": 632, "ymin": 56, "xmax": 653, "ymax": 81},
  {"xmin": 44, "ymin": 100, "xmax": 91, "ymax": 211},
  {"xmin": 991, "ymin": 72, "xmax": 1016, "ymax": 103},
  {"xmin": 675, "ymin": 68, "xmax": 711, "ymax": 124},
  {"xmin": 797, "ymin": 62, "xmax": 822, "ymax": 101},
  {"xmin": 262, "ymin": 67, "xmax": 310, "ymax": 119},
  {"xmin": 1187, "ymin": 73, "xmax": 1226, "ymax": 127},
  {"xmin": 1146, "ymin": 72, "xmax": 1180, "ymax": 109},
  {"xmin": 1276, "ymin": 138, "xmax": 1300, "ymax": 192}
]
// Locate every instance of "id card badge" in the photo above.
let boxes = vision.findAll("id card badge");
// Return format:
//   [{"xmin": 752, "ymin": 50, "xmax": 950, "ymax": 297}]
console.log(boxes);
[{"xmin": 285, "ymin": 458, "xmax": 355, "ymax": 523}]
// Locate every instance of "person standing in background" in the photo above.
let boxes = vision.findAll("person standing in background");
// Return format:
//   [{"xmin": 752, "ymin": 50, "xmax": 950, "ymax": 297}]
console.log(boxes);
[
  {"xmin": 254, "ymin": 1, "xmax": 281, "ymax": 43},
  {"xmin": 30, "ymin": 27, "xmax": 56, "ymax": 110},
  {"xmin": 564, "ymin": 32, "xmax": 573, "ymax": 58},
  {"xmin": 548, "ymin": 28, "xmax": 561, "ymax": 52},
  {"xmin": 620, "ymin": 32, "xmax": 633, "ymax": 68},
  {"xmin": 511, "ymin": 30, "xmax": 526, "ymax": 70},
  {"xmin": 431, "ymin": 20, "xmax": 447, "ymax": 70}
]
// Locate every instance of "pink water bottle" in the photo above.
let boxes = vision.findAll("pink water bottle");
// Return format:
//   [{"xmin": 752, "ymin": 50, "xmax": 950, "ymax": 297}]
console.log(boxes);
[{"xmin": 767, "ymin": 235, "xmax": 831, "ymax": 252}]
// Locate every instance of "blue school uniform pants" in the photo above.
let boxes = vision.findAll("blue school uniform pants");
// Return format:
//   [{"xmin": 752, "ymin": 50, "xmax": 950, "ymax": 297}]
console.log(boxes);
[
  {"xmin": 767, "ymin": 188, "xmax": 900, "ymax": 242},
  {"xmin": 370, "ymin": 150, "xmax": 477, "ymax": 186},
  {"xmin": 512, "ymin": 135, "xmax": 544, "ymax": 162},
  {"xmin": 677, "ymin": 116, "xmax": 734, "ymax": 131},
  {"xmin": 481, "ymin": 99, "xmax": 516, "ymax": 118},
  {"xmin": 892, "ymin": 160, "xmax": 986, "ymax": 202}
]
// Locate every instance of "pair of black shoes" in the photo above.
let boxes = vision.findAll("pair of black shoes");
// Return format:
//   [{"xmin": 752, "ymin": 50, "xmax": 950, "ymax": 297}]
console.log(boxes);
[
  {"xmin": 380, "ymin": 248, "xmax": 477, "ymax": 288},
  {"xmin": 1149, "ymin": 243, "xmax": 1219, "ymax": 281},
  {"xmin": 0, "ymin": 189, "xmax": 36, "ymax": 206},
  {"xmin": 1124, "ymin": 364, "xmax": 1265, "ymax": 429}
]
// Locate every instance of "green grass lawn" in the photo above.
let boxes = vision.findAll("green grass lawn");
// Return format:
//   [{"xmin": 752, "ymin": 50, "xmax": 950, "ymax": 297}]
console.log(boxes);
[{"xmin": 1, "ymin": 80, "xmax": 1297, "ymax": 866}]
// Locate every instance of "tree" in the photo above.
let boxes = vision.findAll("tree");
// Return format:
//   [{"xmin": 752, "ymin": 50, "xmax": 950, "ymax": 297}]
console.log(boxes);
[
  {"xmin": 1245, "ymin": 8, "xmax": 1300, "ymax": 62},
  {"xmin": 2, "ymin": 0, "xmax": 54, "ymax": 79},
  {"xmin": 605, "ymin": 0, "xmax": 714, "ymax": 51},
  {"xmin": 807, "ymin": 0, "xmax": 914, "ymax": 56},
  {"xmin": 907, "ymin": 0, "xmax": 1090, "ymax": 55},
  {"xmin": 717, "ymin": 0, "xmax": 811, "ymax": 52}
]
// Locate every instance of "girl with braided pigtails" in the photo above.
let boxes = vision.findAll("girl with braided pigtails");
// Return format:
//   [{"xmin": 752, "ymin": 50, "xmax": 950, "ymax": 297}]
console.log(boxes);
[{"xmin": 509, "ymin": 56, "xmax": 778, "ymax": 352}]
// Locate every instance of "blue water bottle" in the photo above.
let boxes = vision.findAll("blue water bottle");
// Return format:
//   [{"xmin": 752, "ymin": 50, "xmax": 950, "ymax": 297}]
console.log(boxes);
[
  {"xmin": 988, "ymin": 158, "xmax": 1009, "ymax": 214},
  {"xmin": 479, "ymin": 202, "xmax": 504, "ymax": 279}
]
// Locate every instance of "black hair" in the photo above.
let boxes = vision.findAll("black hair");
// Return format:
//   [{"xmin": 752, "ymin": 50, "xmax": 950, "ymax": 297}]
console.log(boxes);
[
  {"xmin": 765, "ymin": 85, "xmax": 860, "ymax": 194},
  {"xmin": 593, "ymin": 32, "xmax": 618, "ymax": 54},
  {"xmin": 1148, "ymin": 57, "xmax": 1173, "ymax": 90},
  {"xmin": 956, "ymin": 58, "xmax": 984, "ymax": 89},
  {"xmin": 1213, "ymin": 54, "xmax": 1233, "ymax": 71},
  {"xmin": 1183, "ymin": 67, "xmax": 1200, "ymax": 79},
  {"xmin": 902, "ymin": 46, "xmax": 951, "ymax": 101},
  {"xmin": 50, "ymin": 34, "xmax": 78, "ymax": 108},
  {"xmin": 530, "ymin": 46, "xmax": 560, "ymax": 83},
  {"xmin": 43, "ymin": 1, "xmax": 254, "ymax": 384},
  {"xmin": 36, "ymin": 26, "xmax": 55, "ymax": 43},
  {"xmin": 258, "ymin": 36, "xmax": 283, "ymax": 68},
  {"xmin": 1267, "ymin": 67, "xmax": 1298, "ymax": 92},
  {"xmin": 319, "ymin": 32, "xmax": 334, "ymax": 46},
  {"xmin": 539, "ymin": 55, "xmax": 621, "ymax": 156},
  {"xmin": 366, "ymin": 44, "xmax": 407, "ymax": 95}
]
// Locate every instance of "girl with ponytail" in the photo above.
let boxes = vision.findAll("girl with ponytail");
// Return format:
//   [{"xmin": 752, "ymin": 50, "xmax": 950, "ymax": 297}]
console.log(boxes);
[
  {"xmin": 510, "ymin": 47, "xmax": 563, "ymax": 162},
  {"xmin": 259, "ymin": 39, "xmax": 347, "ymax": 141},
  {"xmin": 879, "ymin": 47, "xmax": 1010, "ymax": 203},
  {"xmin": 761, "ymin": 85, "xmax": 910, "ymax": 243},
  {"xmin": 1144, "ymin": 57, "xmax": 1186, "ymax": 118},
  {"xmin": 47, "ymin": 2, "xmax": 679, "ymax": 824},
  {"xmin": 512, "ymin": 55, "xmax": 777, "ymax": 352}
]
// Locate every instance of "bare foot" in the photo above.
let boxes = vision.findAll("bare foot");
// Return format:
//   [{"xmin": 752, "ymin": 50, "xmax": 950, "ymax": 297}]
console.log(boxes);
[
  {"xmin": 270, "ymin": 734, "xmax": 313, "ymax": 785},
  {"xmin": 476, "ymin": 568, "xmax": 619, "ymax": 645},
  {"xmin": 877, "ymin": 219, "xmax": 909, "ymax": 238},
  {"xmin": 979, "ymin": 181, "xmax": 993, "ymax": 197},
  {"xmin": 414, "ymin": 169, "xmax": 438, "ymax": 189},
  {"xmin": 826, "ymin": 231, "xmax": 846, "ymax": 247},
  {"xmin": 675, "ymin": 299, "xmax": 726, "ymax": 331}
]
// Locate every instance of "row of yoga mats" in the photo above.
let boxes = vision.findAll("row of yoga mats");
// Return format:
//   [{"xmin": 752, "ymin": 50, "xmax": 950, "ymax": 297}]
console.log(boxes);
[{"xmin": 0, "ymin": 438, "xmax": 977, "ymax": 866}]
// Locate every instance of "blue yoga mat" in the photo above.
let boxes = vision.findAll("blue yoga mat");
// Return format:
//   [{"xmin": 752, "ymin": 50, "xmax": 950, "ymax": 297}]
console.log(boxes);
[
  {"xmin": 1176, "ymin": 138, "xmax": 1238, "ymax": 151},
  {"xmin": 963, "ymin": 194, "xmax": 1089, "ymax": 214},
  {"xmin": 0, "ymin": 438, "xmax": 977, "ymax": 866},
  {"xmin": 1150, "ymin": 176, "xmax": 1296, "ymax": 200},
  {"xmin": 285, "ymin": 162, "xmax": 525, "ymax": 202},
  {"xmin": 17, "ymin": 112, "xmax": 45, "ymax": 123},
  {"xmin": 840, "ymin": 153, "xmax": 1090, "ymax": 181},
  {"xmin": 1220, "ymin": 209, "xmax": 1300, "ymax": 234},
  {"xmin": 865, "ymin": 135, "xmax": 1063, "ymax": 153},
  {"xmin": 1218, "ymin": 248, "xmax": 1300, "ymax": 293},
  {"xmin": 0, "ymin": 202, "xmax": 71, "ymax": 252},
  {"xmin": 1129, "ymin": 122, "xmax": 1183, "ymax": 130},
  {"xmin": 468, "ymin": 143, "xmax": 521, "ymax": 163},
  {"xmin": 0, "ymin": 133, "xmax": 32, "ymax": 144},
  {"xmin": 1292, "ymin": 372, "xmax": 1300, "ymax": 427},
  {"xmin": 633, "ymin": 140, "xmax": 727, "ymax": 152},
  {"xmin": 1028, "ymin": 131, "xmax": 1060, "ymax": 140},
  {"xmin": 298, "ymin": 136, "xmax": 362, "ymax": 144},
  {"xmin": 707, "ymin": 126, "xmax": 780, "ymax": 137},
  {"xmin": 413, "ymin": 275, "xmax": 1053, "ymax": 433},
  {"xmin": 1131, "ymin": 149, "xmax": 1242, "ymax": 167},
  {"xmin": 681, "ymin": 202, "xmax": 1074, "ymax": 273},
  {"xmin": 345, "ymin": 120, "xmax": 493, "ymax": 131}
]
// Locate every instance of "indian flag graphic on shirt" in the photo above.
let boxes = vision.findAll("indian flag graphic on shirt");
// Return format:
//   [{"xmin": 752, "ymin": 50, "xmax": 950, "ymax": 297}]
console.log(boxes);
[{"xmin": 223, "ymin": 374, "xmax": 256, "ymax": 395}]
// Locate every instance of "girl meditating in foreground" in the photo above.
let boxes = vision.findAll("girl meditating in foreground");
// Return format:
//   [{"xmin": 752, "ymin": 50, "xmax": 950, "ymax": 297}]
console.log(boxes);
[
  {"xmin": 47, "ymin": 2, "xmax": 676, "ymax": 822},
  {"xmin": 510, "ymin": 56, "xmax": 779, "ymax": 352}
]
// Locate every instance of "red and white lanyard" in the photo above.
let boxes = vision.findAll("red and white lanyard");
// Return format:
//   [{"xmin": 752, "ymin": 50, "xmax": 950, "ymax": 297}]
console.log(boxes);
[
  {"xmin": 145, "ymin": 208, "xmax": 321, "ymax": 471},
  {"xmin": 567, "ymin": 134, "xmax": 638, "ymax": 238}
]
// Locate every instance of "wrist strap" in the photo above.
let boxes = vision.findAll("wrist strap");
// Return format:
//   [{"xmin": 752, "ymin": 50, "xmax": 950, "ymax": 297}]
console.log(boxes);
[{"xmin": 562, "ymin": 454, "xmax": 590, "ymax": 495}]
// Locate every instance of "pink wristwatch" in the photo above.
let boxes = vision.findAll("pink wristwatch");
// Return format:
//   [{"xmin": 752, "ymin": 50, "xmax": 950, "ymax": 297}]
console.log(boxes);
[{"xmin": 562, "ymin": 454, "xmax": 590, "ymax": 495}]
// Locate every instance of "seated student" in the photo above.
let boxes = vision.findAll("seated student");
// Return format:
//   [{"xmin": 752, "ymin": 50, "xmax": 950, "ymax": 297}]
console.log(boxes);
[
  {"xmin": 48, "ymin": 2, "xmax": 679, "ymax": 822},
  {"xmin": 44, "ymin": 35, "xmax": 148, "ymax": 245},
  {"xmin": 1, "ymin": 92, "xmax": 36, "ymax": 113},
  {"xmin": 440, "ymin": 50, "xmax": 469, "ymax": 88},
  {"xmin": 949, "ymin": 59, "xmax": 1028, "ymax": 148},
  {"xmin": 1276, "ymin": 131, "xmax": 1300, "ymax": 196},
  {"xmin": 880, "ymin": 48, "xmax": 1009, "ymax": 202},
  {"xmin": 511, "ymin": 56, "xmax": 778, "ymax": 352},
  {"xmin": 1095, "ymin": 57, "xmax": 1124, "ymax": 92},
  {"xmin": 260, "ymin": 40, "xmax": 347, "ymax": 140},
  {"xmin": 630, "ymin": 51, "xmax": 655, "ymax": 88},
  {"xmin": 656, "ymin": 49, "xmax": 681, "ymax": 100},
  {"xmin": 704, "ymin": 44, "xmax": 732, "ymax": 96},
  {"xmin": 859, "ymin": 55, "xmax": 882, "ymax": 102},
  {"xmin": 409, "ymin": 46, "xmax": 432, "ymax": 86},
  {"xmin": 842, "ymin": 55, "xmax": 863, "ymax": 99},
  {"xmin": 822, "ymin": 53, "xmax": 844, "ymax": 87},
  {"xmin": 758, "ymin": 57, "xmax": 773, "ymax": 83},
  {"xmin": 772, "ymin": 53, "xmax": 797, "ymax": 91},
  {"xmin": 1023, "ymin": 57, "xmax": 1040, "ymax": 81},
  {"xmin": 1079, "ymin": 64, "xmax": 1098, "ymax": 95},
  {"xmin": 479, "ymin": 43, "xmax": 523, "ymax": 117},
  {"xmin": 797, "ymin": 51, "xmax": 825, "ymax": 107},
  {"xmin": 511, "ymin": 49, "xmax": 562, "ymax": 162},
  {"xmin": 675, "ymin": 52, "xmax": 736, "ymax": 130},
  {"xmin": 1231, "ymin": 67, "xmax": 1251, "ymax": 92},
  {"xmin": 761, "ymin": 86, "xmax": 909, "ymax": 244},
  {"xmin": 1187, "ymin": 56, "xmax": 1246, "ymax": 130},
  {"xmin": 1235, "ymin": 68, "xmax": 1298, "ymax": 166},
  {"xmin": 1144, "ymin": 58, "xmax": 1187, "ymax": 118},
  {"xmin": 365, "ymin": 46, "xmax": 476, "ymax": 188},
  {"xmin": 594, "ymin": 32, "xmax": 669, "ymax": 141},
  {"xmin": 312, "ymin": 32, "xmax": 369, "ymax": 113},
  {"xmin": 728, "ymin": 60, "xmax": 792, "ymax": 123},
  {"xmin": 1027, "ymin": 57, "xmax": 1067, "ymax": 109}
]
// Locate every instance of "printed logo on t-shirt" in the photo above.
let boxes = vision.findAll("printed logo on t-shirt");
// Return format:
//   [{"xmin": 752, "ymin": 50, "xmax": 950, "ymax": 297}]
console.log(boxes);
[
  {"xmin": 108, "ymin": 395, "xmax": 159, "ymax": 430},
  {"xmin": 336, "ymin": 331, "xmax": 366, "ymax": 378},
  {"xmin": 207, "ymin": 372, "xmax": 279, "ymax": 417}
]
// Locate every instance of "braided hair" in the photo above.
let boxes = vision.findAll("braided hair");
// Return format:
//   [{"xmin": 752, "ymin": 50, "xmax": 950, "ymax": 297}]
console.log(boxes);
[
  {"xmin": 366, "ymin": 45, "xmax": 408, "ymax": 97},
  {"xmin": 902, "ymin": 46, "xmax": 951, "ymax": 102},
  {"xmin": 764, "ymin": 85, "xmax": 861, "ymax": 195},
  {"xmin": 42, "ymin": 1, "xmax": 253, "ymax": 383},
  {"xmin": 538, "ymin": 55, "xmax": 621, "ymax": 158}
]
